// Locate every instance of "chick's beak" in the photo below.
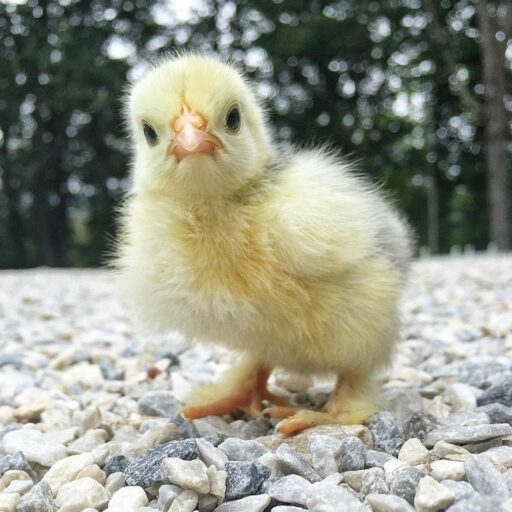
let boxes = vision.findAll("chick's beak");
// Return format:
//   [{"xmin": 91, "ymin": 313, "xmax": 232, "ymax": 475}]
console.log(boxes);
[{"xmin": 168, "ymin": 105, "xmax": 222, "ymax": 162}]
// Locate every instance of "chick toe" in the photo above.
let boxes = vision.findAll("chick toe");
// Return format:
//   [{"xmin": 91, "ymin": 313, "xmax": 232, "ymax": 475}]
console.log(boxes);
[{"xmin": 181, "ymin": 362, "xmax": 287, "ymax": 419}]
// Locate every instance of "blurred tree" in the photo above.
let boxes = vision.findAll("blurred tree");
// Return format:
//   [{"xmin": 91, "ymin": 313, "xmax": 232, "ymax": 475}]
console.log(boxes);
[
  {"xmin": 0, "ymin": 0, "xmax": 510, "ymax": 267},
  {"xmin": 424, "ymin": 0, "xmax": 511, "ymax": 250},
  {"xmin": 0, "ymin": 0, "xmax": 159, "ymax": 266}
]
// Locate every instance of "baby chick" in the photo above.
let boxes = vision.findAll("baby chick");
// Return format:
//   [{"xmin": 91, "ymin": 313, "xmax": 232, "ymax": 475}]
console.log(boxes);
[{"xmin": 117, "ymin": 54, "xmax": 412, "ymax": 434}]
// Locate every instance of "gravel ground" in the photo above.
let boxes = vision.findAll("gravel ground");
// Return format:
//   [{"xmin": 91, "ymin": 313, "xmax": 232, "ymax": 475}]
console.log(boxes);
[{"xmin": 0, "ymin": 255, "xmax": 511, "ymax": 512}]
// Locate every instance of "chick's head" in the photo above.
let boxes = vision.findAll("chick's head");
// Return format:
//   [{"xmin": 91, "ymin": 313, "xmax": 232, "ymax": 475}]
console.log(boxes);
[{"xmin": 127, "ymin": 54, "xmax": 272, "ymax": 200}]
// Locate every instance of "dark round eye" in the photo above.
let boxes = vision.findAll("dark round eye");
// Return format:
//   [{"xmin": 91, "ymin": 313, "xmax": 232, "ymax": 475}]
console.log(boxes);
[
  {"xmin": 142, "ymin": 121, "xmax": 158, "ymax": 146},
  {"xmin": 225, "ymin": 106, "xmax": 241, "ymax": 132}
]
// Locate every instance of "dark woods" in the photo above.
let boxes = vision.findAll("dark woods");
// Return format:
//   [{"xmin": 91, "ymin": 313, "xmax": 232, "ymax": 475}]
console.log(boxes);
[{"xmin": 0, "ymin": 0, "xmax": 510, "ymax": 267}]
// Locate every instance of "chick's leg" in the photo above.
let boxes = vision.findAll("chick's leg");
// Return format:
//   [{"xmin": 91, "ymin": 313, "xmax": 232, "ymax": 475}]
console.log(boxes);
[
  {"xmin": 274, "ymin": 373, "xmax": 379, "ymax": 435},
  {"xmin": 181, "ymin": 360, "xmax": 287, "ymax": 419}
]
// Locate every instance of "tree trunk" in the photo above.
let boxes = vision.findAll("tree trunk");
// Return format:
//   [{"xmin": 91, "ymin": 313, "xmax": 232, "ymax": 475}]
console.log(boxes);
[
  {"xmin": 0, "ymin": 125, "xmax": 27, "ymax": 266},
  {"xmin": 427, "ymin": 161, "xmax": 440, "ymax": 254},
  {"xmin": 476, "ymin": 0, "xmax": 510, "ymax": 250}
]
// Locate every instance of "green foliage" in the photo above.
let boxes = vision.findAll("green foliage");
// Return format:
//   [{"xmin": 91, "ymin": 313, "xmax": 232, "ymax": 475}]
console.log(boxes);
[{"xmin": 0, "ymin": 0, "xmax": 509, "ymax": 267}]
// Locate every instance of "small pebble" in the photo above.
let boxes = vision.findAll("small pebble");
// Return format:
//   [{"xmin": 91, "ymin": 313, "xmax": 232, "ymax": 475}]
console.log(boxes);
[
  {"xmin": 268, "ymin": 474, "xmax": 310, "ymax": 506},
  {"xmin": 398, "ymin": 438, "xmax": 429, "ymax": 466},
  {"xmin": 105, "ymin": 486, "xmax": 148, "ymax": 512},
  {"xmin": 161, "ymin": 457, "xmax": 210, "ymax": 494},
  {"xmin": 414, "ymin": 475, "xmax": 454, "ymax": 512},
  {"xmin": 214, "ymin": 494, "xmax": 270, "ymax": 512}
]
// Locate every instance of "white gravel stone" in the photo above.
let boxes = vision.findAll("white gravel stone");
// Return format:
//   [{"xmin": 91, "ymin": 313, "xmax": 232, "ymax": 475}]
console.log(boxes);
[
  {"xmin": 105, "ymin": 472, "xmax": 125, "ymax": 495},
  {"xmin": 414, "ymin": 476, "xmax": 454, "ymax": 512},
  {"xmin": 464, "ymin": 454, "xmax": 509, "ymax": 497},
  {"xmin": 309, "ymin": 434, "xmax": 342, "ymax": 478},
  {"xmin": 0, "ymin": 492, "xmax": 20, "ymax": 511},
  {"xmin": 429, "ymin": 460, "xmax": 465, "ymax": 481},
  {"xmin": 168, "ymin": 489, "xmax": 198, "ymax": 512},
  {"xmin": 157, "ymin": 484, "xmax": 182, "ymax": 511},
  {"xmin": 3, "ymin": 479, "xmax": 33, "ymax": 495},
  {"xmin": 366, "ymin": 493, "xmax": 415, "ymax": 512},
  {"xmin": 482, "ymin": 445, "xmax": 512, "ymax": 468},
  {"xmin": 3, "ymin": 429, "xmax": 67, "ymax": 467},
  {"xmin": 76, "ymin": 464, "xmax": 106, "ymax": 484},
  {"xmin": 398, "ymin": 438, "xmax": 429, "ymax": 465},
  {"xmin": 446, "ymin": 383, "xmax": 477, "ymax": 411},
  {"xmin": 162, "ymin": 457, "xmax": 210, "ymax": 494},
  {"xmin": 268, "ymin": 475, "xmax": 311, "ymax": 506},
  {"xmin": 306, "ymin": 481, "xmax": 369, "ymax": 511},
  {"xmin": 55, "ymin": 477, "xmax": 109, "ymax": 511},
  {"xmin": 105, "ymin": 486, "xmax": 148, "ymax": 512},
  {"xmin": 42, "ymin": 452, "xmax": 95, "ymax": 492},
  {"xmin": 196, "ymin": 438, "xmax": 228, "ymax": 470},
  {"xmin": 214, "ymin": 494, "xmax": 270, "ymax": 512}
]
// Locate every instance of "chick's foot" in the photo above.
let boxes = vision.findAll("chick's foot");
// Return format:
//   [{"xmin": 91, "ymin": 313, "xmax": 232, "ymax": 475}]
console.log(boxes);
[
  {"xmin": 270, "ymin": 374, "xmax": 379, "ymax": 435},
  {"xmin": 181, "ymin": 365, "xmax": 288, "ymax": 419}
]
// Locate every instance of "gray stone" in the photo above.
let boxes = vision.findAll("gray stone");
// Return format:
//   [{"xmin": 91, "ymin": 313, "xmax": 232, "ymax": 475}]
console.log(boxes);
[
  {"xmin": 445, "ymin": 494, "xmax": 507, "ymax": 512},
  {"xmin": 359, "ymin": 467, "xmax": 389, "ymax": 498},
  {"xmin": 389, "ymin": 467, "xmax": 426, "ymax": 505},
  {"xmin": 161, "ymin": 457, "xmax": 210, "ymax": 494},
  {"xmin": 99, "ymin": 358, "xmax": 124, "ymax": 380},
  {"xmin": 214, "ymin": 494, "xmax": 270, "ymax": 512},
  {"xmin": 338, "ymin": 436, "xmax": 366, "ymax": 471},
  {"xmin": 138, "ymin": 391, "xmax": 180, "ymax": 417},
  {"xmin": 196, "ymin": 438, "xmax": 228, "ymax": 470},
  {"xmin": 387, "ymin": 388, "xmax": 424, "ymax": 423},
  {"xmin": 0, "ymin": 452, "xmax": 35, "ymax": 480},
  {"xmin": 309, "ymin": 434, "xmax": 342, "ymax": 478},
  {"xmin": 343, "ymin": 470, "xmax": 366, "ymax": 492},
  {"xmin": 479, "ymin": 403, "xmax": 512, "ymax": 425},
  {"xmin": 124, "ymin": 439, "xmax": 198, "ymax": 487},
  {"xmin": 224, "ymin": 461, "xmax": 270, "ymax": 501},
  {"xmin": 306, "ymin": 480, "xmax": 369, "ymax": 511},
  {"xmin": 16, "ymin": 482, "xmax": 57, "ymax": 512},
  {"xmin": 440, "ymin": 480, "xmax": 476, "ymax": 502},
  {"xmin": 402, "ymin": 413, "xmax": 439, "ymax": 443},
  {"xmin": 464, "ymin": 454, "xmax": 509, "ymax": 497},
  {"xmin": 104, "ymin": 455, "xmax": 128, "ymax": 476},
  {"xmin": 441, "ymin": 411, "xmax": 490, "ymax": 428},
  {"xmin": 424, "ymin": 423, "xmax": 512, "ymax": 447},
  {"xmin": 218, "ymin": 438, "xmax": 267, "ymax": 462},
  {"xmin": 365, "ymin": 450, "xmax": 394, "ymax": 468},
  {"xmin": 240, "ymin": 421, "xmax": 269, "ymax": 440},
  {"xmin": 275, "ymin": 443, "xmax": 321, "ymax": 482},
  {"xmin": 192, "ymin": 417, "xmax": 235, "ymax": 446},
  {"xmin": 366, "ymin": 412, "xmax": 404, "ymax": 456},
  {"xmin": 477, "ymin": 377, "xmax": 512, "ymax": 407},
  {"xmin": 197, "ymin": 494, "xmax": 218, "ymax": 512},
  {"xmin": 268, "ymin": 474, "xmax": 310, "ymax": 506},
  {"xmin": 366, "ymin": 493, "xmax": 415, "ymax": 512}
]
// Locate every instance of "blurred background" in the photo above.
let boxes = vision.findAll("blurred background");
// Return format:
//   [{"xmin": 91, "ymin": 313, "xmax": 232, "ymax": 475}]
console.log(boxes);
[{"xmin": 0, "ymin": 0, "xmax": 511, "ymax": 268}]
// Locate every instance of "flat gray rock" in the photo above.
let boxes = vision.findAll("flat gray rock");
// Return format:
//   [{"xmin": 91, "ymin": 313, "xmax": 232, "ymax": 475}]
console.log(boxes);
[
  {"xmin": 424, "ymin": 423, "xmax": 512, "ymax": 447},
  {"xmin": 464, "ymin": 454, "xmax": 509, "ymax": 498}
]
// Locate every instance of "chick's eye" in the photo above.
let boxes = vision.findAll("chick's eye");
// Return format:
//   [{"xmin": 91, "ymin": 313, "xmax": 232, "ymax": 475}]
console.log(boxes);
[
  {"xmin": 225, "ymin": 106, "xmax": 241, "ymax": 132},
  {"xmin": 142, "ymin": 122, "xmax": 158, "ymax": 146}
]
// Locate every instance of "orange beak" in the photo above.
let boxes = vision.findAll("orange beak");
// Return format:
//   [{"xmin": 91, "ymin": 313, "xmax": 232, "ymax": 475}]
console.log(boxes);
[{"xmin": 168, "ymin": 105, "xmax": 222, "ymax": 161}]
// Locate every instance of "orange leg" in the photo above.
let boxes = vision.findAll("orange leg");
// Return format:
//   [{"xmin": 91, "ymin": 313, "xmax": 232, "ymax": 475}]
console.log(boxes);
[{"xmin": 181, "ymin": 367, "xmax": 288, "ymax": 420}]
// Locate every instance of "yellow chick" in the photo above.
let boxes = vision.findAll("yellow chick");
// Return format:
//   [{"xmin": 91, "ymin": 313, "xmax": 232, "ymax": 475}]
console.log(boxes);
[{"xmin": 116, "ymin": 53, "xmax": 412, "ymax": 434}]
